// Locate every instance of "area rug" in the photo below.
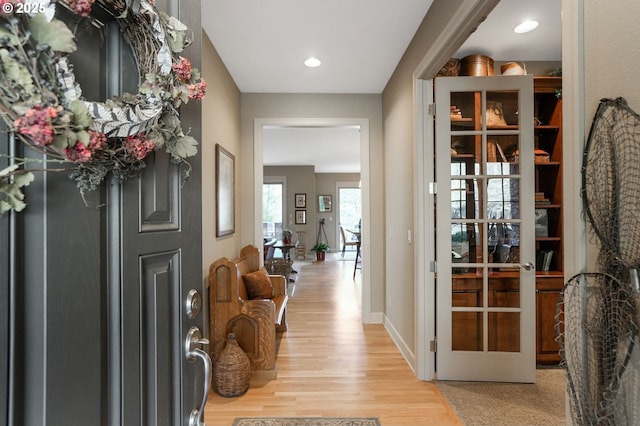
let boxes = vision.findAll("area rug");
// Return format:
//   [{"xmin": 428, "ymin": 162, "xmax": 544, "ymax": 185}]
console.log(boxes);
[
  {"xmin": 232, "ymin": 418, "xmax": 380, "ymax": 426},
  {"xmin": 435, "ymin": 368, "xmax": 566, "ymax": 425}
]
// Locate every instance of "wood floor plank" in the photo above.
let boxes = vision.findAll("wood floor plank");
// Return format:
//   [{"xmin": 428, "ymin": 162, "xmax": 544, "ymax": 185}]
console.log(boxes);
[{"xmin": 205, "ymin": 256, "xmax": 461, "ymax": 426}]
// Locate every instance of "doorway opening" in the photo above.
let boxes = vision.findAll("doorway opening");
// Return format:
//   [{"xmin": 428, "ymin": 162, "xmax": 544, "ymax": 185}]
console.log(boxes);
[{"xmin": 253, "ymin": 117, "xmax": 375, "ymax": 322}]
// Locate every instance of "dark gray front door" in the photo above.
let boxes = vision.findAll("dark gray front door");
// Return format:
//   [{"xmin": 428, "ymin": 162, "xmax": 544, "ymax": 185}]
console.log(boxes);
[{"xmin": 1, "ymin": 1, "xmax": 205, "ymax": 425}]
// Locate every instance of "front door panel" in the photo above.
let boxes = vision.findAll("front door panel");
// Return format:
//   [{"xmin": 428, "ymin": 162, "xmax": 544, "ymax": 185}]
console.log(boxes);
[
  {"xmin": 118, "ymin": 2, "xmax": 205, "ymax": 424},
  {"xmin": 3, "ymin": 1, "xmax": 204, "ymax": 424}
]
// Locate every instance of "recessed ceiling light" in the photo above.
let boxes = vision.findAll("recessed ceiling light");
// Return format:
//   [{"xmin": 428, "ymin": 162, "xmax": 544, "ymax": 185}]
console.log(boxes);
[
  {"xmin": 304, "ymin": 57, "xmax": 321, "ymax": 68},
  {"xmin": 514, "ymin": 20, "xmax": 539, "ymax": 34}
]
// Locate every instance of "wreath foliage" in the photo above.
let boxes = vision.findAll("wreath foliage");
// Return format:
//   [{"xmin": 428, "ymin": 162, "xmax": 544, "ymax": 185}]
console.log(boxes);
[{"xmin": 0, "ymin": 0, "xmax": 206, "ymax": 214}]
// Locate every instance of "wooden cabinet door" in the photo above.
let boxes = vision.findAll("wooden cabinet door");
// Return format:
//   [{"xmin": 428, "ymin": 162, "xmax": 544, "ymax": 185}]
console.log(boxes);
[{"xmin": 536, "ymin": 278, "xmax": 564, "ymax": 363}]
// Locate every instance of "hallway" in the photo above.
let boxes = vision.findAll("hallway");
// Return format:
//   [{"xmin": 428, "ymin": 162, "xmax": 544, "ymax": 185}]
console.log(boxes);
[{"xmin": 205, "ymin": 255, "xmax": 461, "ymax": 425}]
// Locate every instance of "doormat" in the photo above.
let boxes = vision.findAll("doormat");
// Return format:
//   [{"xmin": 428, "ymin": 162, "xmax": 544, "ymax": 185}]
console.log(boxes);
[
  {"xmin": 232, "ymin": 418, "xmax": 380, "ymax": 426},
  {"xmin": 435, "ymin": 368, "xmax": 565, "ymax": 425}
]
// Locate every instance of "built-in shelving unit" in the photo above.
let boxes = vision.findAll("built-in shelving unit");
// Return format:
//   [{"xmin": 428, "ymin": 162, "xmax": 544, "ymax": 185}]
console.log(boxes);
[{"xmin": 533, "ymin": 76, "xmax": 563, "ymax": 364}]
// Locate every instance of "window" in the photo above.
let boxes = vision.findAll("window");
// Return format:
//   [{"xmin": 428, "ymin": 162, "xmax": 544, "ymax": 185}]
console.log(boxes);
[
  {"xmin": 263, "ymin": 183, "xmax": 283, "ymax": 238},
  {"xmin": 338, "ymin": 186, "xmax": 361, "ymax": 246}
]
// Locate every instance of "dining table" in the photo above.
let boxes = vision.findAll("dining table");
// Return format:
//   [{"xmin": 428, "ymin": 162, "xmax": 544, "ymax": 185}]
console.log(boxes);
[{"xmin": 273, "ymin": 240, "xmax": 298, "ymax": 280}]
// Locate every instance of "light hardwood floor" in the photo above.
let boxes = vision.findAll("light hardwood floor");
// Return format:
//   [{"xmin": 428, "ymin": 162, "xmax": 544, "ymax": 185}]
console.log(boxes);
[{"xmin": 205, "ymin": 254, "xmax": 461, "ymax": 426}]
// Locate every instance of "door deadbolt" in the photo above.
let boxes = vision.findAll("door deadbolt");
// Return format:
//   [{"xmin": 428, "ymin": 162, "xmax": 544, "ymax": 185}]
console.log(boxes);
[{"xmin": 186, "ymin": 289, "xmax": 202, "ymax": 319}]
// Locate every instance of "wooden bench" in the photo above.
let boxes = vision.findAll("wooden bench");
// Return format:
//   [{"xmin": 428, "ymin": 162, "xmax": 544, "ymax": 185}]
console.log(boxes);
[{"xmin": 209, "ymin": 245, "xmax": 288, "ymax": 379}]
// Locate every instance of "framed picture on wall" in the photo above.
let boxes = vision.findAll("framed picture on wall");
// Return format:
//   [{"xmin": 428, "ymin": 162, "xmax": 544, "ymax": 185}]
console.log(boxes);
[
  {"xmin": 318, "ymin": 195, "xmax": 332, "ymax": 212},
  {"xmin": 295, "ymin": 210, "xmax": 306, "ymax": 224},
  {"xmin": 216, "ymin": 144, "xmax": 235, "ymax": 237},
  {"xmin": 295, "ymin": 193, "xmax": 306, "ymax": 208}
]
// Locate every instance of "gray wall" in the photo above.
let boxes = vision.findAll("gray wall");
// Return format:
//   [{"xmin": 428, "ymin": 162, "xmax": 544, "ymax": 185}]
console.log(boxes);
[
  {"xmin": 201, "ymin": 32, "xmax": 242, "ymax": 271},
  {"xmin": 381, "ymin": 0, "xmax": 471, "ymax": 359},
  {"xmin": 584, "ymin": 4, "xmax": 640, "ymax": 267}
]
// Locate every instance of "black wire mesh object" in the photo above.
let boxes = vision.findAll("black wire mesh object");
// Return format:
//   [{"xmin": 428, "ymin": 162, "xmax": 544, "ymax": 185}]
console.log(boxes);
[
  {"xmin": 556, "ymin": 273, "xmax": 639, "ymax": 425},
  {"xmin": 557, "ymin": 97, "xmax": 640, "ymax": 425},
  {"xmin": 582, "ymin": 97, "xmax": 640, "ymax": 277}
]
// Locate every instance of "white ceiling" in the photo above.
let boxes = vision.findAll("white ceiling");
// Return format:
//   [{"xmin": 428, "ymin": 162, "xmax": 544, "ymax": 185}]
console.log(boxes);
[
  {"xmin": 202, "ymin": 0, "xmax": 434, "ymax": 94},
  {"xmin": 202, "ymin": 0, "xmax": 562, "ymax": 173},
  {"xmin": 263, "ymin": 126, "xmax": 361, "ymax": 173}
]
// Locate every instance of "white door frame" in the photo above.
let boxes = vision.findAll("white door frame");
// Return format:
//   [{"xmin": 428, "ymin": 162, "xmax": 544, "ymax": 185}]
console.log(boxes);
[
  {"xmin": 253, "ymin": 118, "xmax": 375, "ymax": 322},
  {"xmin": 413, "ymin": 0, "xmax": 586, "ymax": 381}
]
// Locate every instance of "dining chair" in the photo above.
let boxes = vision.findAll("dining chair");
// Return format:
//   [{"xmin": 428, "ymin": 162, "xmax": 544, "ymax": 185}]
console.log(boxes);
[{"xmin": 340, "ymin": 225, "xmax": 359, "ymax": 257}]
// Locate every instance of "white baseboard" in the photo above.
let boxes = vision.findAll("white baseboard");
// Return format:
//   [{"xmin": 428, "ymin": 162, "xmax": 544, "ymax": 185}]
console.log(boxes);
[
  {"xmin": 362, "ymin": 311, "xmax": 383, "ymax": 324},
  {"xmin": 383, "ymin": 314, "xmax": 416, "ymax": 375}
]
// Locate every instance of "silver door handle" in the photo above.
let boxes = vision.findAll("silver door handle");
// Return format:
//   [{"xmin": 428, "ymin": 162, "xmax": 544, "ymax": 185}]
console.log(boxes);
[
  {"xmin": 520, "ymin": 262, "xmax": 535, "ymax": 271},
  {"xmin": 185, "ymin": 327, "xmax": 212, "ymax": 426}
]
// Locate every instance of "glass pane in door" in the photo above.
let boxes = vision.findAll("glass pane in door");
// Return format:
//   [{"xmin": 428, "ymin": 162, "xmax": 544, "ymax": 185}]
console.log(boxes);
[
  {"xmin": 488, "ymin": 312, "xmax": 520, "ymax": 352},
  {"xmin": 452, "ymin": 312, "xmax": 482, "ymax": 351},
  {"xmin": 489, "ymin": 269, "xmax": 520, "ymax": 308}
]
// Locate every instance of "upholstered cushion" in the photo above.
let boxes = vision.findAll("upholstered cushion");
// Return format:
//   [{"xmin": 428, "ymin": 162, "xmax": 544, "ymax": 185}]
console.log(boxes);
[{"xmin": 243, "ymin": 269, "xmax": 274, "ymax": 299}]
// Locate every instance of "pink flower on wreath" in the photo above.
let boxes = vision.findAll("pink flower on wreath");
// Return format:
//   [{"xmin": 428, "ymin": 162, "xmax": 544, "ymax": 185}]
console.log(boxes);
[
  {"xmin": 66, "ymin": 0, "xmax": 95, "ymax": 17},
  {"xmin": 88, "ymin": 131, "xmax": 107, "ymax": 152},
  {"xmin": 63, "ymin": 142, "xmax": 92, "ymax": 163},
  {"xmin": 124, "ymin": 135, "xmax": 155, "ymax": 161},
  {"xmin": 14, "ymin": 105, "xmax": 58, "ymax": 147},
  {"xmin": 172, "ymin": 56, "xmax": 192, "ymax": 82},
  {"xmin": 188, "ymin": 80, "xmax": 207, "ymax": 101}
]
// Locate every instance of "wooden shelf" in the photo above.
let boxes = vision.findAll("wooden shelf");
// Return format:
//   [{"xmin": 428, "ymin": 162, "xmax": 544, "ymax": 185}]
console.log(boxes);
[
  {"xmin": 536, "ymin": 271, "xmax": 564, "ymax": 277},
  {"xmin": 534, "ymin": 76, "xmax": 563, "ymax": 93},
  {"xmin": 533, "ymin": 76, "xmax": 563, "ymax": 364},
  {"xmin": 535, "ymin": 237, "xmax": 562, "ymax": 242}
]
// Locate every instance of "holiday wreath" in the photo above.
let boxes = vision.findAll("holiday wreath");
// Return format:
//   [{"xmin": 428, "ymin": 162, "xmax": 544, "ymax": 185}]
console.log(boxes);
[{"xmin": 0, "ymin": 0, "xmax": 206, "ymax": 214}]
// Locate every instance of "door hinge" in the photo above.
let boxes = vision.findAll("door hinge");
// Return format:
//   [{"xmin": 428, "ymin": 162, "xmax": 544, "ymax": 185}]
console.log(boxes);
[
  {"xmin": 428, "ymin": 182, "xmax": 437, "ymax": 194},
  {"xmin": 430, "ymin": 339, "xmax": 437, "ymax": 352},
  {"xmin": 428, "ymin": 103, "xmax": 436, "ymax": 116},
  {"xmin": 429, "ymin": 260, "xmax": 437, "ymax": 273}
]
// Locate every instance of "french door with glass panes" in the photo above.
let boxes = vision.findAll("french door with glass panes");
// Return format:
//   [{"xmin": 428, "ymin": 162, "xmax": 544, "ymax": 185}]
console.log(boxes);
[{"xmin": 434, "ymin": 76, "xmax": 536, "ymax": 382}]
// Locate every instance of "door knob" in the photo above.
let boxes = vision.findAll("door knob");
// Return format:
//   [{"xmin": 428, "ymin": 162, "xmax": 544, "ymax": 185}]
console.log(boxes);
[{"xmin": 521, "ymin": 262, "xmax": 534, "ymax": 271}]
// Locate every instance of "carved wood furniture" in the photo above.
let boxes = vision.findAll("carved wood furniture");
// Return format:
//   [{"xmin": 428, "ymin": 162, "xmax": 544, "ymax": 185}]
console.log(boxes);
[{"xmin": 209, "ymin": 245, "xmax": 288, "ymax": 379}]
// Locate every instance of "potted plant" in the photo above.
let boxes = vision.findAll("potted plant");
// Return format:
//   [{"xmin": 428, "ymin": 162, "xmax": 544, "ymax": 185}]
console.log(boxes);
[{"xmin": 311, "ymin": 242, "xmax": 329, "ymax": 261}]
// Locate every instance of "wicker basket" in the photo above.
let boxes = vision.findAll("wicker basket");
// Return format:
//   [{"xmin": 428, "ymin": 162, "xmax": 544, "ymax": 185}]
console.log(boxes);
[{"xmin": 214, "ymin": 333, "xmax": 251, "ymax": 397}]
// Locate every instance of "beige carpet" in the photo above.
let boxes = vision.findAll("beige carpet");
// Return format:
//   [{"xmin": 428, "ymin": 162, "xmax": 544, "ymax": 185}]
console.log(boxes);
[
  {"xmin": 435, "ymin": 368, "xmax": 566, "ymax": 425},
  {"xmin": 232, "ymin": 418, "xmax": 380, "ymax": 426}
]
